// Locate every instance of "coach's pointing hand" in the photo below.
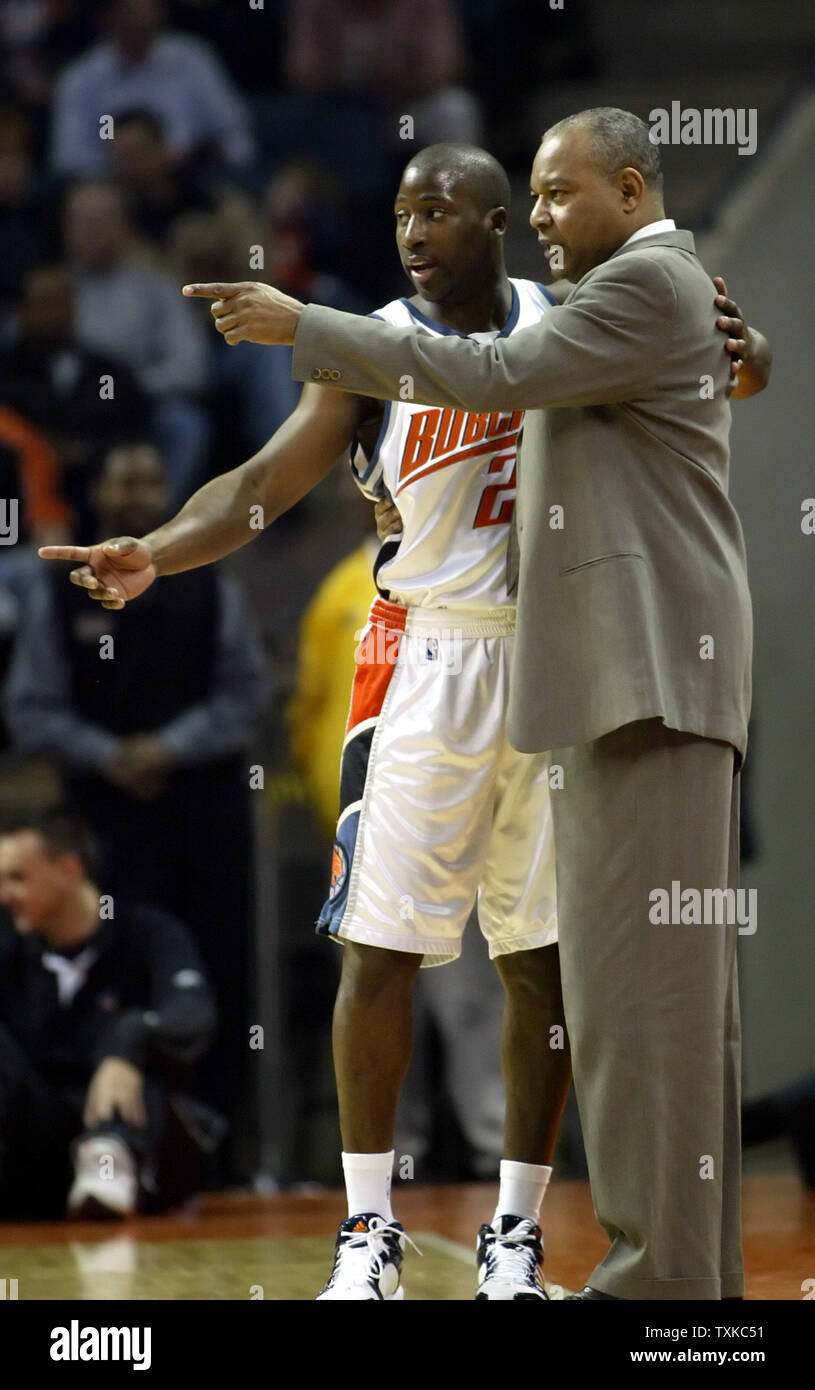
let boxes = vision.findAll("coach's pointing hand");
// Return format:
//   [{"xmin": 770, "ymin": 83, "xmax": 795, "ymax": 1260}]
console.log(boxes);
[
  {"xmin": 38, "ymin": 538, "xmax": 157, "ymax": 609},
  {"xmin": 182, "ymin": 281, "xmax": 304, "ymax": 346}
]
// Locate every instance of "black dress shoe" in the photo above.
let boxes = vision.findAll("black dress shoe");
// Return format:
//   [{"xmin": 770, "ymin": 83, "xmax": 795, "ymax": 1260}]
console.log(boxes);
[{"xmin": 567, "ymin": 1285, "xmax": 621, "ymax": 1300}]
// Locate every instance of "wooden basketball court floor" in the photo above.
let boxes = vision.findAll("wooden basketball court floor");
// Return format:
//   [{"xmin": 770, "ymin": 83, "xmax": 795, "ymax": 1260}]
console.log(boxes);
[{"xmin": 0, "ymin": 1174, "xmax": 812, "ymax": 1300}]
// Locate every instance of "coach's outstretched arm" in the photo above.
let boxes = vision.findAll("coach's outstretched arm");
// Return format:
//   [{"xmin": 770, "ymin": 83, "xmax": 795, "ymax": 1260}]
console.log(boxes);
[
  {"xmin": 38, "ymin": 386, "xmax": 371, "ymax": 609},
  {"xmin": 184, "ymin": 276, "xmax": 770, "ymax": 408},
  {"xmin": 297, "ymin": 268, "xmax": 770, "ymax": 409}
]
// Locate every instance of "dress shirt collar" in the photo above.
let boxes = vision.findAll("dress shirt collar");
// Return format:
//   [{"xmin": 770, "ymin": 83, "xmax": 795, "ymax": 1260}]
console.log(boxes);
[{"xmin": 620, "ymin": 218, "xmax": 677, "ymax": 249}]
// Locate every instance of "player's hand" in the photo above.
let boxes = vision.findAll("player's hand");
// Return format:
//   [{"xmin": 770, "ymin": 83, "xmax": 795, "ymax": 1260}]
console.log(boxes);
[
  {"xmin": 374, "ymin": 496, "xmax": 403, "ymax": 540},
  {"xmin": 182, "ymin": 281, "xmax": 304, "ymax": 346},
  {"xmin": 84, "ymin": 1058, "xmax": 147, "ymax": 1129},
  {"xmin": 713, "ymin": 275, "xmax": 753, "ymax": 395},
  {"xmin": 37, "ymin": 537, "xmax": 157, "ymax": 610}
]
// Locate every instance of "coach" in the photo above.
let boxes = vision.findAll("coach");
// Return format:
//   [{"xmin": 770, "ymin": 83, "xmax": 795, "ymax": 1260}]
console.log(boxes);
[{"xmin": 186, "ymin": 109, "xmax": 758, "ymax": 1300}]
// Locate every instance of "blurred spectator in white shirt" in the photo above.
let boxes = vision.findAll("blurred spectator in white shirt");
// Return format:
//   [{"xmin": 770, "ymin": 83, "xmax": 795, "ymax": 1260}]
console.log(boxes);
[{"xmin": 50, "ymin": 0, "xmax": 255, "ymax": 179}]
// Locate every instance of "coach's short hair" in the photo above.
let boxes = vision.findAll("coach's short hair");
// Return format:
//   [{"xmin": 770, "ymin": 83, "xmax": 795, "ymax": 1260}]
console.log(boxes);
[{"xmin": 543, "ymin": 108, "xmax": 663, "ymax": 190}]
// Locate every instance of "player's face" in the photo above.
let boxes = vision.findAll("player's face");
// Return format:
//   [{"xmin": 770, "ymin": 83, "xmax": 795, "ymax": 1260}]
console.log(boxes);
[
  {"xmin": 394, "ymin": 168, "xmax": 497, "ymax": 303},
  {"xmin": 529, "ymin": 130, "xmax": 632, "ymax": 283},
  {"xmin": 0, "ymin": 833, "xmax": 71, "ymax": 935}
]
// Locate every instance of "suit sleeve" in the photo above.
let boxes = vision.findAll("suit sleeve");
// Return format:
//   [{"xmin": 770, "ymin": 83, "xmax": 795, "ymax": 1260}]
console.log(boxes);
[{"xmin": 292, "ymin": 257, "xmax": 677, "ymax": 412}]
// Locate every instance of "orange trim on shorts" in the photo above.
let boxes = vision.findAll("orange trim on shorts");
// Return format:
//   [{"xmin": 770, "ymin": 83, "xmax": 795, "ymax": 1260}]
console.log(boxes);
[{"xmin": 345, "ymin": 598, "xmax": 407, "ymax": 734}]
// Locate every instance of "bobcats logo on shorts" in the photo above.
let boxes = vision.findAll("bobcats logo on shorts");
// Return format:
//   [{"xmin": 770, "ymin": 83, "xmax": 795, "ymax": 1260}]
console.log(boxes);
[{"xmin": 329, "ymin": 843, "xmax": 348, "ymax": 900}]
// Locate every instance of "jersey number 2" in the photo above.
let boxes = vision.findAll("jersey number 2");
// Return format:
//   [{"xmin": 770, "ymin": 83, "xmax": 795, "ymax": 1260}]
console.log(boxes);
[{"xmin": 473, "ymin": 453, "xmax": 516, "ymax": 529}]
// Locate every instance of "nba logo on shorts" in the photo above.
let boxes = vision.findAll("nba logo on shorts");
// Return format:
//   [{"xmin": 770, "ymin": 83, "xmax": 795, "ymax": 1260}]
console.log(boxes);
[
  {"xmin": 425, "ymin": 638, "xmax": 439, "ymax": 662},
  {"xmin": 329, "ymin": 843, "xmax": 348, "ymax": 899}
]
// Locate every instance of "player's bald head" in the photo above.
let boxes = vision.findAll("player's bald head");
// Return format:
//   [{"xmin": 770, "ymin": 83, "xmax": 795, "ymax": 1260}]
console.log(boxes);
[{"xmin": 400, "ymin": 144, "xmax": 511, "ymax": 216}]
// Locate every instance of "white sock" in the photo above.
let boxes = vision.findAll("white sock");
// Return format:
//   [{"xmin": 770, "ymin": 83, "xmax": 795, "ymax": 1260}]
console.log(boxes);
[
  {"xmin": 342, "ymin": 1150, "xmax": 395, "ymax": 1221},
  {"xmin": 493, "ymin": 1159, "xmax": 552, "ymax": 1226}
]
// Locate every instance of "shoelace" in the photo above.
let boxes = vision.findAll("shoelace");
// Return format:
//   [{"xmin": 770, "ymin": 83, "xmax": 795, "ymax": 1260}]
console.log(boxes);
[
  {"xmin": 330, "ymin": 1219, "xmax": 422, "ymax": 1289},
  {"xmin": 484, "ymin": 1224, "xmax": 541, "ymax": 1284}
]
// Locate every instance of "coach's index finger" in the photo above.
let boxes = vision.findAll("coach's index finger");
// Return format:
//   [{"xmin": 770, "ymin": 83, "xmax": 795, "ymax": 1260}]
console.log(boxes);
[{"xmin": 182, "ymin": 282, "xmax": 242, "ymax": 299}]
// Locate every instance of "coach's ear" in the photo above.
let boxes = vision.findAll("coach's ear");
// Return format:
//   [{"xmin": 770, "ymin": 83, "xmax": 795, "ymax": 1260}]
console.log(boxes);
[{"xmin": 488, "ymin": 206, "xmax": 508, "ymax": 235}]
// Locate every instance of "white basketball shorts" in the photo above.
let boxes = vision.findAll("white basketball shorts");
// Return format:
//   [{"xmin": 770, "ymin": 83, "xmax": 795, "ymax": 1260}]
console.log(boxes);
[{"xmin": 316, "ymin": 596, "xmax": 558, "ymax": 966}]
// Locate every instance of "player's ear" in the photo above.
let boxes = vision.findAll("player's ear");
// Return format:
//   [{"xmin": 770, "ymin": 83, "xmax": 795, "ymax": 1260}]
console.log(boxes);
[{"xmin": 488, "ymin": 206, "xmax": 508, "ymax": 235}]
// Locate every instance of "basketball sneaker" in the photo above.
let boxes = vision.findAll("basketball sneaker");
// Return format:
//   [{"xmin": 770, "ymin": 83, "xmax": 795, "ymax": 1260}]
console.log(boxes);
[
  {"xmin": 316, "ymin": 1213, "xmax": 415, "ymax": 1300},
  {"xmin": 475, "ymin": 1214, "xmax": 548, "ymax": 1300},
  {"xmin": 67, "ymin": 1135, "xmax": 138, "ymax": 1219}
]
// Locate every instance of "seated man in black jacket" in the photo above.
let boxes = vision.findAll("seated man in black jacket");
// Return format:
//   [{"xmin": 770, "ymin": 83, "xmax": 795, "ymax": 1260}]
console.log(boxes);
[{"xmin": 0, "ymin": 807, "xmax": 218, "ymax": 1219}]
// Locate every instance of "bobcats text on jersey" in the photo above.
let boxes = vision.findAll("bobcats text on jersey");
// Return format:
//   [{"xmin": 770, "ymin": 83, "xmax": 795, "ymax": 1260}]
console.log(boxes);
[{"xmin": 397, "ymin": 407, "xmax": 524, "ymax": 494}]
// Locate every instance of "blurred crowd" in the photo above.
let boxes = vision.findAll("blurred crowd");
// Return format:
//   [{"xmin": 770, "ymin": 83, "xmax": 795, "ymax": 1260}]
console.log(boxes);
[{"xmin": 0, "ymin": 0, "xmax": 601, "ymax": 1215}]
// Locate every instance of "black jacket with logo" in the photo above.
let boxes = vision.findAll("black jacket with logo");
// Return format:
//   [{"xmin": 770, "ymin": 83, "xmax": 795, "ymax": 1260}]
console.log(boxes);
[{"xmin": 0, "ymin": 903, "xmax": 217, "ymax": 1090}]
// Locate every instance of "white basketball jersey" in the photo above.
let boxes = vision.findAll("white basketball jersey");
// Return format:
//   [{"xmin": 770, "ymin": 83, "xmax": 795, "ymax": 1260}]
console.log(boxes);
[{"xmin": 351, "ymin": 278, "xmax": 555, "ymax": 610}]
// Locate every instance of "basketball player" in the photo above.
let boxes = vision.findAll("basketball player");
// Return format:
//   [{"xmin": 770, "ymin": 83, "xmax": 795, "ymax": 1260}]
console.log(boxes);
[{"xmin": 41, "ymin": 144, "xmax": 765, "ymax": 1301}]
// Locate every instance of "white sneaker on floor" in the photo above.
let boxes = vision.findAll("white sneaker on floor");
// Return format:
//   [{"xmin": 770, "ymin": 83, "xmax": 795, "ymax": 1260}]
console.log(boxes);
[
  {"xmin": 316, "ymin": 1213, "xmax": 418, "ymax": 1300},
  {"xmin": 67, "ymin": 1136, "xmax": 138, "ymax": 1219},
  {"xmin": 475, "ymin": 1215, "xmax": 548, "ymax": 1300}
]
